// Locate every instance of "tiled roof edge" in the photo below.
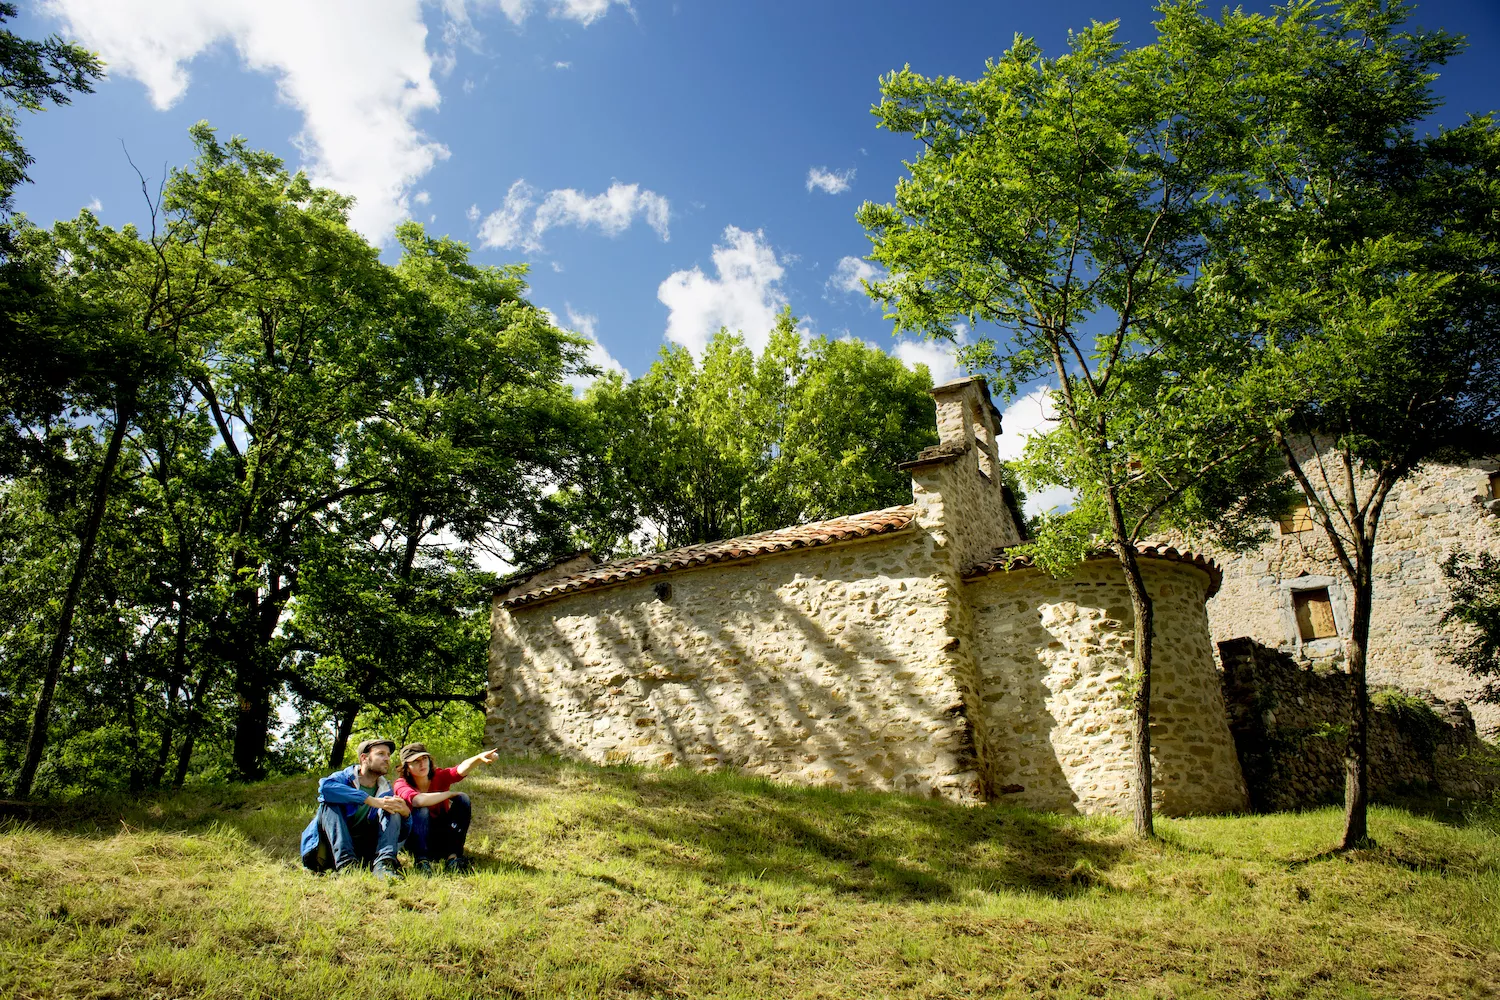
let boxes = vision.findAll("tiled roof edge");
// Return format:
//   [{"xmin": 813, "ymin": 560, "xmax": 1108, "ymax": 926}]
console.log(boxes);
[
  {"xmin": 499, "ymin": 504, "xmax": 919, "ymax": 611},
  {"xmin": 962, "ymin": 543, "xmax": 1224, "ymax": 599}
]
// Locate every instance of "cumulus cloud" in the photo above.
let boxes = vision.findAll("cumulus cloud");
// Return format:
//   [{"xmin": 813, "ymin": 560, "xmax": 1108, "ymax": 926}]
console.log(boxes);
[
  {"xmin": 494, "ymin": 0, "xmax": 630, "ymax": 26},
  {"xmin": 828, "ymin": 255, "xmax": 884, "ymax": 297},
  {"xmin": 892, "ymin": 338, "xmax": 963, "ymax": 386},
  {"xmin": 658, "ymin": 226, "xmax": 788, "ymax": 355},
  {"xmin": 412, "ymin": 190, "xmax": 431, "ymax": 206},
  {"xmin": 996, "ymin": 387, "xmax": 1074, "ymax": 516},
  {"xmin": 806, "ymin": 166, "xmax": 854, "ymax": 195},
  {"xmin": 541, "ymin": 305, "xmax": 626, "ymax": 393},
  {"xmin": 45, "ymin": 0, "xmax": 449, "ymax": 240},
  {"xmin": 473, "ymin": 180, "xmax": 668, "ymax": 251},
  {"xmin": 85, "ymin": 197, "xmax": 102, "ymax": 213},
  {"xmin": 536, "ymin": 183, "xmax": 669, "ymax": 240},
  {"xmin": 476, "ymin": 179, "xmax": 538, "ymax": 250}
]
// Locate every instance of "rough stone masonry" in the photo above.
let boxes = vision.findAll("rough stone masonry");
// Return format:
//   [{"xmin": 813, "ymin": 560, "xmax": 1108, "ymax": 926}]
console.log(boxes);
[{"xmin": 488, "ymin": 377, "xmax": 1249, "ymax": 816}]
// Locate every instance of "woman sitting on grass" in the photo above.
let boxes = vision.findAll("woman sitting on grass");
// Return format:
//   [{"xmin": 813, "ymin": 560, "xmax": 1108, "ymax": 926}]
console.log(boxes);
[{"xmin": 393, "ymin": 743, "xmax": 500, "ymax": 873}]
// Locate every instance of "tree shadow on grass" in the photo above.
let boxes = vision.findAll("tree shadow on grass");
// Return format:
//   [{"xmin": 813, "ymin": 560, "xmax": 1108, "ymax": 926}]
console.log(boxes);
[
  {"xmin": 4, "ymin": 758, "xmax": 1128, "ymax": 901},
  {"xmin": 565, "ymin": 764, "xmax": 1126, "ymax": 902}
]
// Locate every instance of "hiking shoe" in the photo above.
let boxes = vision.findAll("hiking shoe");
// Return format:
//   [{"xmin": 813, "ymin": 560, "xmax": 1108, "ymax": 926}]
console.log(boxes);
[
  {"xmin": 372, "ymin": 859, "xmax": 403, "ymax": 881},
  {"xmin": 414, "ymin": 859, "xmax": 435, "ymax": 876},
  {"xmin": 443, "ymin": 856, "xmax": 471, "ymax": 875}
]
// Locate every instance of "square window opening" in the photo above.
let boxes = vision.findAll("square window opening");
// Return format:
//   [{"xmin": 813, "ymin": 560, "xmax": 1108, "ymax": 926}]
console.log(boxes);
[
  {"xmin": 1279, "ymin": 499, "xmax": 1315, "ymax": 534},
  {"xmin": 1293, "ymin": 588, "xmax": 1338, "ymax": 641}
]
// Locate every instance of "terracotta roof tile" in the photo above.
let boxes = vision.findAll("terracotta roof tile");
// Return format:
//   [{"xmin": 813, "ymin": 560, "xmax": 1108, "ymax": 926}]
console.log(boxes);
[
  {"xmin": 963, "ymin": 543, "xmax": 1224, "ymax": 598},
  {"xmin": 499, "ymin": 504, "xmax": 919, "ymax": 610}
]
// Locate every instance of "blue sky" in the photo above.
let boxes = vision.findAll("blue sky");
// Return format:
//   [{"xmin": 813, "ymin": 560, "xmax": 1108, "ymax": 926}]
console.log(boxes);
[{"xmin": 14, "ymin": 0, "xmax": 1500, "ymax": 477}]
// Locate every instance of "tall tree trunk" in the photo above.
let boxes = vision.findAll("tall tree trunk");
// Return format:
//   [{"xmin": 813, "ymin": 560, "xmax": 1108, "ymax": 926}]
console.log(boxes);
[
  {"xmin": 14, "ymin": 398, "xmax": 132, "ymax": 798},
  {"xmin": 328, "ymin": 702, "xmax": 359, "ymax": 770},
  {"xmin": 231, "ymin": 655, "xmax": 274, "ymax": 782},
  {"xmin": 171, "ymin": 659, "xmax": 216, "ymax": 788},
  {"xmin": 1115, "ymin": 541, "xmax": 1156, "ymax": 840},
  {"xmin": 151, "ymin": 584, "xmax": 191, "ymax": 788},
  {"xmin": 1340, "ymin": 549, "xmax": 1375, "ymax": 849}
]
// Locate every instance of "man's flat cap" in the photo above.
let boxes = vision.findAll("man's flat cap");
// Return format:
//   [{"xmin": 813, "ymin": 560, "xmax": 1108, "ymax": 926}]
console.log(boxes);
[{"xmin": 356, "ymin": 738, "xmax": 396, "ymax": 756}]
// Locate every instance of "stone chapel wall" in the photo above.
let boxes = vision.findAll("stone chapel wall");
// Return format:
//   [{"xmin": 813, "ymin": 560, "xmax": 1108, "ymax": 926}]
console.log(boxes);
[
  {"xmin": 965, "ymin": 558, "xmax": 1249, "ymax": 816},
  {"xmin": 487, "ymin": 530, "xmax": 989, "ymax": 803}
]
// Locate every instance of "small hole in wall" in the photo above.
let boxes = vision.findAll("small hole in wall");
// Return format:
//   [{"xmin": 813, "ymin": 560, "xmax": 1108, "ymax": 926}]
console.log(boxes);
[{"xmin": 653, "ymin": 581, "xmax": 673, "ymax": 602}]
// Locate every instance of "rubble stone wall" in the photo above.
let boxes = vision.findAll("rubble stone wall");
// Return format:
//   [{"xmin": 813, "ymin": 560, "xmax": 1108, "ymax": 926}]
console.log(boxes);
[
  {"xmin": 487, "ymin": 530, "xmax": 990, "ymax": 803},
  {"xmin": 1200, "ymin": 455, "xmax": 1500, "ymax": 738},
  {"xmin": 966, "ymin": 559, "xmax": 1249, "ymax": 817},
  {"xmin": 1218, "ymin": 637, "xmax": 1499, "ymax": 811}
]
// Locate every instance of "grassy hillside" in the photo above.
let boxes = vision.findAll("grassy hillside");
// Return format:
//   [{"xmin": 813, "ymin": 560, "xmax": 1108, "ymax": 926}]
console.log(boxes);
[{"xmin": 1, "ymin": 756, "xmax": 1497, "ymax": 999}]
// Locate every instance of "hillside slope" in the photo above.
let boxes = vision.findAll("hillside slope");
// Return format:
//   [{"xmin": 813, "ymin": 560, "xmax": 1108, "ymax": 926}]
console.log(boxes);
[{"xmin": 2, "ymin": 756, "xmax": 1497, "ymax": 999}]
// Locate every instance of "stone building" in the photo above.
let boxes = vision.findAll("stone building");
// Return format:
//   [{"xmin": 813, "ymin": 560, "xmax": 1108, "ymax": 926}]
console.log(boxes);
[
  {"xmin": 1191, "ymin": 444, "xmax": 1500, "ymax": 738},
  {"xmin": 488, "ymin": 377, "xmax": 1248, "ymax": 816}
]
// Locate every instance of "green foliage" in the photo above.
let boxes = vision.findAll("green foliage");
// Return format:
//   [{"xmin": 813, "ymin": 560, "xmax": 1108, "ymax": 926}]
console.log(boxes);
[
  {"xmin": 1441, "ymin": 552, "xmax": 1500, "ymax": 704},
  {"xmin": 857, "ymin": 3, "xmax": 1295, "ymax": 566},
  {"xmin": 569, "ymin": 309, "xmax": 938, "ymax": 552},
  {"xmin": 1, "ymin": 124, "xmax": 592, "ymax": 793}
]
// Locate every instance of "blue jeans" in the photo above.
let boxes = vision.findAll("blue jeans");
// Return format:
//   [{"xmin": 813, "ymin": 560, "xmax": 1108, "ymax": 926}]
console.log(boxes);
[
  {"xmin": 311, "ymin": 803, "xmax": 407, "ymax": 871},
  {"xmin": 407, "ymin": 793, "xmax": 471, "ymax": 860}
]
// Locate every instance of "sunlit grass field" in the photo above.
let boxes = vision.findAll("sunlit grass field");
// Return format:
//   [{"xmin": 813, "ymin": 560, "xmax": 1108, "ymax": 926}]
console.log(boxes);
[{"xmin": 2, "ymin": 755, "xmax": 1497, "ymax": 999}]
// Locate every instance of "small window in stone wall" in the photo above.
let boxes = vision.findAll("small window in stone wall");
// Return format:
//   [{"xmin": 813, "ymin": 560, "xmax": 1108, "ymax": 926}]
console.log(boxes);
[
  {"xmin": 1488, "ymin": 471, "xmax": 1500, "ymax": 500},
  {"xmin": 1293, "ymin": 588, "xmax": 1338, "ymax": 640},
  {"xmin": 1279, "ymin": 499, "xmax": 1315, "ymax": 534}
]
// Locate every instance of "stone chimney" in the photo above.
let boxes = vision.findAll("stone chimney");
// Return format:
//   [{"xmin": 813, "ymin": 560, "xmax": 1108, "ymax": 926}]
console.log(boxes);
[{"xmin": 900, "ymin": 376, "xmax": 1024, "ymax": 570}]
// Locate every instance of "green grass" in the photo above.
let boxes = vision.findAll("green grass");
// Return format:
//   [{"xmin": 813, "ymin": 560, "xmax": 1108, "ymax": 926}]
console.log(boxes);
[{"xmin": 2, "ymin": 757, "xmax": 1497, "ymax": 999}]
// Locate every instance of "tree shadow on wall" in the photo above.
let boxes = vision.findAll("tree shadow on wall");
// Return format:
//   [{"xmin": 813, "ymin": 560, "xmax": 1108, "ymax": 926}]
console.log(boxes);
[{"xmin": 572, "ymin": 764, "xmax": 1127, "ymax": 902}]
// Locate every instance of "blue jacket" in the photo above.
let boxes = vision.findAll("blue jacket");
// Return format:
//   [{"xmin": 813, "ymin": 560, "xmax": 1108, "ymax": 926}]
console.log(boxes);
[{"xmin": 298, "ymin": 764, "xmax": 394, "ymax": 859}]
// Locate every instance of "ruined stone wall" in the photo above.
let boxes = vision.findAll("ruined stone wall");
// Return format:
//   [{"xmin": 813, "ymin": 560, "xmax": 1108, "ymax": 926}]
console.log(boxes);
[
  {"xmin": 1218, "ymin": 638, "xmax": 1499, "ymax": 811},
  {"xmin": 487, "ymin": 530, "xmax": 990, "ymax": 803},
  {"xmin": 965, "ymin": 559, "xmax": 1249, "ymax": 817},
  {"xmin": 1202, "ymin": 456, "xmax": 1500, "ymax": 737}
]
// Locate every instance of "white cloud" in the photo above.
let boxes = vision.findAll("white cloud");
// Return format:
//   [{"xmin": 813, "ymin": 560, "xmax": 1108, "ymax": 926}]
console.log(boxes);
[
  {"xmin": 45, "ymin": 0, "xmax": 449, "ymax": 240},
  {"xmin": 474, "ymin": 179, "xmax": 669, "ymax": 251},
  {"xmin": 892, "ymin": 338, "xmax": 963, "ymax": 386},
  {"xmin": 806, "ymin": 166, "xmax": 854, "ymax": 195},
  {"xmin": 828, "ymin": 255, "xmax": 883, "ymax": 296},
  {"xmin": 535, "ymin": 183, "xmax": 669, "ymax": 240},
  {"xmin": 493, "ymin": 0, "xmax": 630, "ymax": 26},
  {"xmin": 544, "ymin": 305, "xmax": 627, "ymax": 393},
  {"xmin": 554, "ymin": 60, "xmax": 571, "ymax": 69},
  {"xmin": 996, "ymin": 387, "xmax": 1058, "ymax": 462},
  {"xmin": 85, "ymin": 197, "xmax": 102, "ymax": 213},
  {"xmin": 475, "ymin": 179, "xmax": 538, "ymax": 250},
  {"xmin": 657, "ymin": 226, "xmax": 788, "ymax": 355},
  {"xmin": 996, "ymin": 387, "xmax": 1074, "ymax": 516}
]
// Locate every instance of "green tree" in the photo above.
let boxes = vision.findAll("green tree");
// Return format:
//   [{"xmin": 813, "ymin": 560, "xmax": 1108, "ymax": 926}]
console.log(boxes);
[
  {"xmin": 856, "ymin": 4, "xmax": 1291, "ymax": 837},
  {"xmin": 575, "ymin": 311, "xmax": 938, "ymax": 553},
  {"xmin": 279, "ymin": 222, "xmax": 587, "ymax": 768},
  {"xmin": 1441, "ymin": 553, "xmax": 1500, "ymax": 706},
  {"xmin": 1206, "ymin": 1, "xmax": 1500, "ymax": 848}
]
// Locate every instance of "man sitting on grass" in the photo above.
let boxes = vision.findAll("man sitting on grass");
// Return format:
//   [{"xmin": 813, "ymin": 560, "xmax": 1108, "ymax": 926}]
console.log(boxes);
[
  {"xmin": 393, "ymin": 743, "xmax": 499, "ymax": 874},
  {"xmin": 299, "ymin": 738, "xmax": 411, "ymax": 879}
]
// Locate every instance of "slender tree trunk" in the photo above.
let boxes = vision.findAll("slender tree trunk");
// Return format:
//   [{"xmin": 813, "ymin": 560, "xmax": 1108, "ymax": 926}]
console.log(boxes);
[
  {"xmin": 1341, "ymin": 549, "xmax": 1375, "ymax": 849},
  {"xmin": 171, "ymin": 661, "xmax": 215, "ymax": 788},
  {"xmin": 328, "ymin": 702, "xmax": 358, "ymax": 770},
  {"xmin": 151, "ymin": 584, "xmax": 191, "ymax": 788},
  {"xmin": 1115, "ymin": 542, "xmax": 1156, "ymax": 840},
  {"xmin": 14, "ymin": 398, "xmax": 132, "ymax": 798}
]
